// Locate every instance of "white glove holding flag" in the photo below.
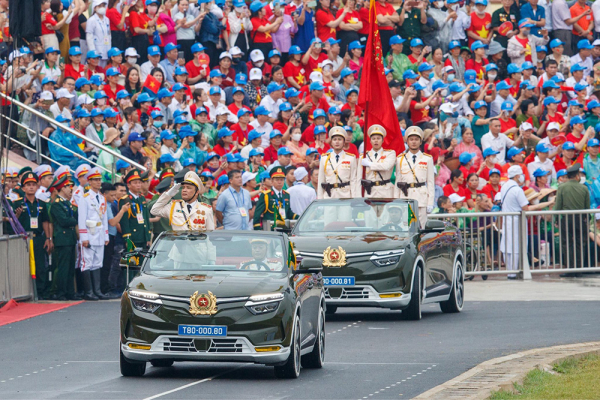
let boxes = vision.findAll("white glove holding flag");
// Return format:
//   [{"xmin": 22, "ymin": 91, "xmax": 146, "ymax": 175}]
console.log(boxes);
[{"xmin": 361, "ymin": 159, "xmax": 371, "ymax": 167}]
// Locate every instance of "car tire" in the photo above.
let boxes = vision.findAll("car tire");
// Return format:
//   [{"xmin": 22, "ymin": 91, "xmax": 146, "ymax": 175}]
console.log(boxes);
[
  {"xmin": 150, "ymin": 360, "xmax": 174, "ymax": 368},
  {"xmin": 440, "ymin": 259, "xmax": 464, "ymax": 313},
  {"xmin": 403, "ymin": 265, "xmax": 422, "ymax": 321},
  {"xmin": 325, "ymin": 305, "xmax": 337, "ymax": 315},
  {"xmin": 120, "ymin": 348, "xmax": 146, "ymax": 377},
  {"xmin": 302, "ymin": 305, "xmax": 325, "ymax": 369},
  {"xmin": 274, "ymin": 316, "xmax": 301, "ymax": 379}
]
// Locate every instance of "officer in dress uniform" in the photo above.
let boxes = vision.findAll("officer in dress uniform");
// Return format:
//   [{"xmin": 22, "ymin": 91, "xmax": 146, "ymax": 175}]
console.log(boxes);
[
  {"xmin": 253, "ymin": 166, "xmax": 298, "ymax": 230},
  {"xmin": 358, "ymin": 125, "xmax": 397, "ymax": 198},
  {"xmin": 241, "ymin": 238, "xmax": 284, "ymax": 271},
  {"xmin": 50, "ymin": 175, "xmax": 81, "ymax": 301},
  {"xmin": 394, "ymin": 126, "xmax": 435, "ymax": 228},
  {"xmin": 72, "ymin": 164, "xmax": 91, "ymax": 207},
  {"xmin": 34, "ymin": 164, "xmax": 54, "ymax": 202},
  {"xmin": 317, "ymin": 126, "xmax": 360, "ymax": 199},
  {"xmin": 151, "ymin": 171, "xmax": 215, "ymax": 232},
  {"xmin": 78, "ymin": 167, "xmax": 110, "ymax": 301},
  {"xmin": 13, "ymin": 172, "xmax": 53, "ymax": 299},
  {"xmin": 119, "ymin": 169, "xmax": 152, "ymax": 250}
]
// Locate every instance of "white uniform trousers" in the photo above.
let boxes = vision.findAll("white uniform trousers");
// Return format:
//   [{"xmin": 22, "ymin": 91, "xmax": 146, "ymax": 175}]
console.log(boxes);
[
  {"xmin": 419, "ymin": 207, "xmax": 428, "ymax": 229},
  {"xmin": 81, "ymin": 245, "xmax": 104, "ymax": 272}
]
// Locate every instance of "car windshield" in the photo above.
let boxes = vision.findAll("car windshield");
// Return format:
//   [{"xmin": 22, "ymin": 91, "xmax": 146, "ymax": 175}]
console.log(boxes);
[
  {"xmin": 295, "ymin": 199, "xmax": 419, "ymax": 234},
  {"xmin": 144, "ymin": 232, "xmax": 287, "ymax": 275}
]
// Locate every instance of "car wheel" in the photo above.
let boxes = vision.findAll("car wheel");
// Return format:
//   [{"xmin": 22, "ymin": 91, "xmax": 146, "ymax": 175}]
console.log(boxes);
[
  {"xmin": 440, "ymin": 259, "xmax": 464, "ymax": 313},
  {"xmin": 120, "ymin": 348, "xmax": 146, "ymax": 377},
  {"xmin": 325, "ymin": 305, "xmax": 337, "ymax": 315},
  {"xmin": 274, "ymin": 316, "xmax": 301, "ymax": 379},
  {"xmin": 302, "ymin": 305, "xmax": 325, "ymax": 369},
  {"xmin": 402, "ymin": 265, "xmax": 422, "ymax": 321},
  {"xmin": 150, "ymin": 360, "xmax": 174, "ymax": 368}
]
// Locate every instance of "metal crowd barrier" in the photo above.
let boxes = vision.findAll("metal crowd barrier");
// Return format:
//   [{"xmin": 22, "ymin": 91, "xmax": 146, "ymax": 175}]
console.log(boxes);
[{"xmin": 430, "ymin": 209, "xmax": 600, "ymax": 280}]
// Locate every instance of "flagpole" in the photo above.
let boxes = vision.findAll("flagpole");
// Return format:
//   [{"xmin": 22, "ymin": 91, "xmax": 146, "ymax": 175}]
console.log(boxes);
[{"xmin": 361, "ymin": 100, "xmax": 369, "ymax": 198}]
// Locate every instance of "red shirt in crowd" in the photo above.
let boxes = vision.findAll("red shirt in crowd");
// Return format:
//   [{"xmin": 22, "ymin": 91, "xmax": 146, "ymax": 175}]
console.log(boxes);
[
  {"xmin": 85, "ymin": 65, "xmax": 106, "ymax": 79},
  {"xmin": 230, "ymin": 122, "xmax": 251, "ymax": 145},
  {"xmin": 443, "ymin": 184, "xmax": 467, "ymax": 198},
  {"xmin": 41, "ymin": 12, "xmax": 58, "ymax": 35},
  {"xmin": 409, "ymin": 100, "xmax": 430, "ymax": 125},
  {"xmin": 374, "ymin": 1, "xmax": 396, "ymax": 31},
  {"xmin": 481, "ymin": 183, "xmax": 500, "ymax": 201},
  {"xmin": 129, "ymin": 10, "xmax": 151, "ymax": 36},
  {"xmin": 213, "ymin": 143, "xmax": 237, "ymax": 157},
  {"xmin": 303, "ymin": 52, "xmax": 328, "ymax": 74},
  {"xmin": 479, "ymin": 164, "xmax": 502, "ymax": 181},
  {"xmin": 263, "ymin": 145, "xmax": 280, "ymax": 164},
  {"xmin": 344, "ymin": 143, "xmax": 359, "ymax": 157},
  {"xmin": 465, "ymin": 58, "xmax": 488, "ymax": 80},
  {"xmin": 283, "ymin": 61, "xmax": 307, "ymax": 86},
  {"xmin": 64, "ymin": 63, "xmax": 86, "ymax": 80},
  {"xmin": 106, "ymin": 7, "xmax": 126, "ymax": 31},
  {"xmin": 251, "ymin": 17, "xmax": 272, "ymax": 43},
  {"xmin": 467, "ymin": 12, "xmax": 491, "ymax": 47},
  {"xmin": 315, "ymin": 8, "xmax": 336, "ymax": 42},
  {"xmin": 103, "ymin": 84, "xmax": 125, "ymax": 102}
]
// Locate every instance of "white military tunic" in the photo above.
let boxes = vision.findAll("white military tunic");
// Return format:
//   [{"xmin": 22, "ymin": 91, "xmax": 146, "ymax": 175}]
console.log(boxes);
[
  {"xmin": 78, "ymin": 189, "xmax": 109, "ymax": 271},
  {"xmin": 317, "ymin": 150, "xmax": 360, "ymax": 199},
  {"xmin": 500, "ymin": 180, "xmax": 529, "ymax": 276},
  {"xmin": 394, "ymin": 151, "xmax": 435, "ymax": 227},
  {"xmin": 71, "ymin": 185, "xmax": 86, "ymax": 207},
  {"xmin": 357, "ymin": 149, "xmax": 396, "ymax": 198},
  {"xmin": 151, "ymin": 192, "xmax": 215, "ymax": 232},
  {"xmin": 35, "ymin": 186, "xmax": 51, "ymax": 202}
]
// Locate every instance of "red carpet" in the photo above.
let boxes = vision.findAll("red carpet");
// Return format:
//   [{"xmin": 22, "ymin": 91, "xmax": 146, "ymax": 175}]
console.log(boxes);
[{"xmin": 0, "ymin": 299, "xmax": 84, "ymax": 326}]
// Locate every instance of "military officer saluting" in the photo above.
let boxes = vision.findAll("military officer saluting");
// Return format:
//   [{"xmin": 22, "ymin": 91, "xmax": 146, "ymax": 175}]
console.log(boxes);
[
  {"xmin": 317, "ymin": 126, "xmax": 360, "ymax": 199},
  {"xmin": 253, "ymin": 166, "xmax": 297, "ymax": 230},
  {"xmin": 148, "ymin": 177, "xmax": 174, "ymax": 237},
  {"xmin": 394, "ymin": 126, "xmax": 435, "ymax": 227},
  {"xmin": 151, "ymin": 170, "xmax": 215, "ymax": 232},
  {"xmin": 358, "ymin": 125, "xmax": 396, "ymax": 198},
  {"xmin": 119, "ymin": 169, "xmax": 152, "ymax": 249},
  {"xmin": 71, "ymin": 164, "xmax": 91, "ymax": 207},
  {"xmin": 78, "ymin": 167, "xmax": 110, "ymax": 301},
  {"xmin": 50, "ymin": 175, "xmax": 81, "ymax": 301}
]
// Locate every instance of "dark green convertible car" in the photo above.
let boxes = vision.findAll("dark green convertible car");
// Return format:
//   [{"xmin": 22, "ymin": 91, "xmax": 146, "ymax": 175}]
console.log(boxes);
[
  {"xmin": 119, "ymin": 231, "xmax": 325, "ymax": 379},
  {"xmin": 290, "ymin": 199, "xmax": 464, "ymax": 320}
]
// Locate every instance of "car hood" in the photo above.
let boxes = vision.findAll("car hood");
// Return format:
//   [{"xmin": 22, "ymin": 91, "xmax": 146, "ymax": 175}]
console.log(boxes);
[
  {"xmin": 291, "ymin": 233, "xmax": 412, "ymax": 255},
  {"xmin": 129, "ymin": 271, "xmax": 288, "ymax": 299}
]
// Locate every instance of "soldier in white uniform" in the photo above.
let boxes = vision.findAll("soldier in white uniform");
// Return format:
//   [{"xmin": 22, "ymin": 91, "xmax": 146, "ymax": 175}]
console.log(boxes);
[
  {"xmin": 34, "ymin": 164, "xmax": 54, "ymax": 202},
  {"xmin": 358, "ymin": 125, "xmax": 396, "ymax": 198},
  {"xmin": 394, "ymin": 126, "xmax": 435, "ymax": 228},
  {"xmin": 317, "ymin": 126, "xmax": 360, "ymax": 199},
  {"xmin": 240, "ymin": 238, "xmax": 283, "ymax": 271},
  {"xmin": 151, "ymin": 170, "xmax": 215, "ymax": 232},
  {"xmin": 71, "ymin": 164, "xmax": 91, "ymax": 207},
  {"xmin": 78, "ymin": 167, "xmax": 109, "ymax": 300}
]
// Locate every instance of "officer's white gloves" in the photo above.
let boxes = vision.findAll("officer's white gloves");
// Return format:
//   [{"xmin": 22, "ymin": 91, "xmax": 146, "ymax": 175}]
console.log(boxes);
[
  {"xmin": 427, "ymin": 206, "xmax": 434, "ymax": 213},
  {"xmin": 361, "ymin": 159, "xmax": 372, "ymax": 167},
  {"xmin": 167, "ymin": 183, "xmax": 182, "ymax": 197}
]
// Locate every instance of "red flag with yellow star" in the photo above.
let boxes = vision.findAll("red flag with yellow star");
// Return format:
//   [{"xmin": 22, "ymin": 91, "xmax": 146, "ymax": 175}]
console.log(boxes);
[
  {"xmin": 143, "ymin": 74, "xmax": 161, "ymax": 95},
  {"xmin": 357, "ymin": 0, "xmax": 405, "ymax": 155}
]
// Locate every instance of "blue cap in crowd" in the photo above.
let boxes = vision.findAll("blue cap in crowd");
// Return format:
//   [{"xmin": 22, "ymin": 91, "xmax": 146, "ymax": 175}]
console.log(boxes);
[
  {"xmin": 459, "ymin": 153, "xmax": 476, "ymax": 164},
  {"xmin": 570, "ymin": 115, "xmax": 587, "ymax": 125},
  {"xmin": 550, "ymin": 39, "xmax": 564, "ymax": 49},
  {"xmin": 116, "ymin": 89, "xmax": 131, "ymax": 99},
  {"xmin": 160, "ymin": 130, "xmax": 176, "ymax": 140},
  {"xmin": 507, "ymin": 147, "xmax": 525, "ymax": 160},
  {"xmin": 217, "ymin": 175, "xmax": 230, "ymax": 187},
  {"xmin": 556, "ymin": 169, "xmax": 567, "ymax": 178},
  {"xmin": 588, "ymin": 138, "xmax": 600, "ymax": 147},
  {"xmin": 535, "ymin": 143, "xmax": 551, "ymax": 153},
  {"xmin": 279, "ymin": 102, "xmax": 293, "ymax": 112},
  {"xmin": 191, "ymin": 43, "xmax": 206, "ymax": 53},
  {"xmin": 254, "ymin": 106, "xmax": 270, "ymax": 116},
  {"xmin": 218, "ymin": 127, "xmax": 234, "ymax": 138},
  {"xmin": 410, "ymin": 38, "xmax": 424, "ymax": 47},
  {"xmin": 160, "ymin": 154, "xmax": 177, "ymax": 164},
  {"xmin": 104, "ymin": 108, "xmax": 119, "ymax": 118},
  {"xmin": 107, "ymin": 47, "xmax": 122, "ymax": 58},
  {"xmin": 474, "ymin": 100, "xmax": 487, "ymax": 110},
  {"xmin": 249, "ymin": 148, "xmax": 263, "ymax": 158},
  {"xmin": 270, "ymin": 130, "xmax": 283, "ymax": 138},
  {"xmin": 148, "ymin": 45, "xmax": 161, "ymax": 56},
  {"xmin": 390, "ymin": 35, "xmax": 406, "ymax": 45},
  {"xmin": 248, "ymin": 130, "xmax": 263, "ymax": 142},
  {"xmin": 532, "ymin": 168, "xmax": 550, "ymax": 178},
  {"xmin": 69, "ymin": 46, "xmax": 82, "ymax": 56},
  {"xmin": 116, "ymin": 160, "xmax": 130, "ymax": 171},
  {"xmin": 313, "ymin": 108, "xmax": 327, "ymax": 119},
  {"xmin": 543, "ymin": 96, "xmax": 560, "ymax": 106},
  {"xmin": 128, "ymin": 132, "xmax": 145, "ymax": 142},
  {"xmin": 562, "ymin": 141, "xmax": 575, "ymax": 151},
  {"xmin": 306, "ymin": 148, "xmax": 319, "ymax": 156},
  {"xmin": 483, "ymin": 148, "xmax": 499, "ymax": 158},
  {"xmin": 237, "ymin": 107, "xmax": 251, "ymax": 117},
  {"xmin": 278, "ymin": 147, "xmax": 292, "ymax": 156}
]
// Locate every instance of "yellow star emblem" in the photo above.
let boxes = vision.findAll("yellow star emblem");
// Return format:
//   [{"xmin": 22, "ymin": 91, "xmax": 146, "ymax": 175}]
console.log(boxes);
[
  {"xmin": 476, "ymin": 26, "xmax": 489, "ymax": 39},
  {"xmin": 265, "ymin": 32, "xmax": 271, "ymax": 39},
  {"xmin": 330, "ymin": 27, "xmax": 336, "ymax": 34},
  {"xmin": 295, "ymin": 73, "xmax": 305, "ymax": 85}
]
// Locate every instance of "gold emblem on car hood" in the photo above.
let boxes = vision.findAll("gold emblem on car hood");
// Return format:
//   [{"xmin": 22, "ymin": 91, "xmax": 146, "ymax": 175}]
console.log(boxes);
[
  {"xmin": 189, "ymin": 291, "xmax": 218, "ymax": 315},
  {"xmin": 323, "ymin": 246, "xmax": 347, "ymax": 267}
]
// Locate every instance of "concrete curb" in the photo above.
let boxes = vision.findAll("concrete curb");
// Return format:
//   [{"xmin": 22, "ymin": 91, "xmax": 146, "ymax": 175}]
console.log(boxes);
[{"xmin": 414, "ymin": 341, "xmax": 600, "ymax": 399}]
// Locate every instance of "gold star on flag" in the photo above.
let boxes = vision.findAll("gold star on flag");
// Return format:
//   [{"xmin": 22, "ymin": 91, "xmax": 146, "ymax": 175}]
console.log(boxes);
[
  {"xmin": 265, "ymin": 32, "xmax": 271, "ymax": 39},
  {"xmin": 476, "ymin": 26, "xmax": 489, "ymax": 38},
  {"xmin": 295, "ymin": 74, "xmax": 305, "ymax": 84}
]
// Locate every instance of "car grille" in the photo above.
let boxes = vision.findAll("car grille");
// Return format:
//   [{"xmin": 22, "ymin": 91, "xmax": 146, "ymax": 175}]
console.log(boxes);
[
  {"xmin": 325, "ymin": 286, "xmax": 379, "ymax": 300},
  {"xmin": 158, "ymin": 337, "xmax": 252, "ymax": 353}
]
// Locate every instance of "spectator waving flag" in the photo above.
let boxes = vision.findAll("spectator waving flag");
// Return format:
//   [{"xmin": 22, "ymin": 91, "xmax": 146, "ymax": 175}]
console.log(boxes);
[
  {"xmin": 358, "ymin": 0, "xmax": 405, "ymax": 155},
  {"xmin": 143, "ymin": 74, "xmax": 161, "ymax": 96}
]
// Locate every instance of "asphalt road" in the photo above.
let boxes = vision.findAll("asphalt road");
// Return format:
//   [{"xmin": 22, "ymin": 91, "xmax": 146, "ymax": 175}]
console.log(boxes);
[{"xmin": 1, "ymin": 300, "xmax": 600, "ymax": 400}]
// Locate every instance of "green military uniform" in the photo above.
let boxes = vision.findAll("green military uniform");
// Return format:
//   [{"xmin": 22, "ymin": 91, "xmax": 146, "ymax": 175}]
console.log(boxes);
[
  {"xmin": 147, "ymin": 177, "xmax": 173, "ymax": 239},
  {"xmin": 253, "ymin": 167, "xmax": 297, "ymax": 230},
  {"xmin": 554, "ymin": 165, "xmax": 591, "ymax": 270},
  {"xmin": 119, "ymin": 169, "xmax": 152, "ymax": 249},
  {"xmin": 15, "ymin": 172, "xmax": 50, "ymax": 299},
  {"xmin": 491, "ymin": 5, "xmax": 520, "ymax": 51},
  {"xmin": 50, "ymin": 177, "xmax": 79, "ymax": 300},
  {"xmin": 397, "ymin": 8, "xmax": 423, "ymax": 55}
]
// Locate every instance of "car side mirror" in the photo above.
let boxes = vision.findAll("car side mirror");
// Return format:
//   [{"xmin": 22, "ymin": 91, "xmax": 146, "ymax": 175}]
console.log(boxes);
[
  {"xmin": 293, "ymin": 258, "xmax": 323, "ymax": 274},
  {"xmin": 421, "ymin": 219, "xmax": 445, "ymax": 233}
]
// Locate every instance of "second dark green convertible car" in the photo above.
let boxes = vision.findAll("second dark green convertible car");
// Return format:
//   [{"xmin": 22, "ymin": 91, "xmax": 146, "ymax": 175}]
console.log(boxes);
[
  {"xmin": 119, "ymin": 231, "xmax": 325, "ymax": 379},
  {"xmin": 290, "ymin": 199, "xmax": 464, "ymax": 320}
]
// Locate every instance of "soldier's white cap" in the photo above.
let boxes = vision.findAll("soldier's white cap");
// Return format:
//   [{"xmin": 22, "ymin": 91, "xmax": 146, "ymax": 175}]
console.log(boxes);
[
  {"xmin": 54, "ymin": 165, "xmax": 71, "ymax": 179},
  {"xmin": 75, "ymin": 164, "xmax": 91, "ymax": 179},
  {"xmin": 9, "ymin": 166, "xmax": 19, "ymax": 177},
  {"xmin": 85, "ymin": 167, "xmax": 102, "ymax": 180},
  {"xmin": 367, "ymin": 124, "xmax": 387, "ymax": 138},
  {"xmin": 404, "ymin": 126, "xmax": 424, "ymax": 140},
  {"xmin": 33, "ymin": 164, "xmax": 53, "ymax": 179},
  {"xmin": 329, "ymin": 126, "xmax": 346, "ymax": 140},
  {"xmin": 182, "ymin": 171, "xmax": 204, "ymax": 191}
]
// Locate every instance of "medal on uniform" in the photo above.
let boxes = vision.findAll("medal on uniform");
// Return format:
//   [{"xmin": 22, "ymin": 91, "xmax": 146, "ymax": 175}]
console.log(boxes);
[
  {"xmin": 30, "ymin": 217, "xmax": 38, "ymax": 229},
  {"xmin": 137, "ymin": 213, "xmax": 144, "ymax": 224}
]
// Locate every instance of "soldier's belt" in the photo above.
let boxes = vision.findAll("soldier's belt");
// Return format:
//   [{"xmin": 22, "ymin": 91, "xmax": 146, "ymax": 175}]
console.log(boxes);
[
  {"xmin": 322, "ymin": 182, "xmax": 350, "ymax": 189},
  {"xmin": 362, "ymin": 179, "xmax": 391, "ymax": 187},
  {"xmin": 397, "ymin": 182, "xmax": 425, "ymax": 189}
]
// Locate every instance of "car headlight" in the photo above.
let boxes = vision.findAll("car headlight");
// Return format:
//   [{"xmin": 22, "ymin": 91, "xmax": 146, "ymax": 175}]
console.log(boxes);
[
  {"xmin": 371, "ymin": 249, "xmax": 405, "ymax": 267},
  {"xmin": 129, "ymin": 289, "xmax": 162, "ymax": 313},
  {"xmin": 245, "ymin": 293, "xmax": 284, "ymax": 315}
]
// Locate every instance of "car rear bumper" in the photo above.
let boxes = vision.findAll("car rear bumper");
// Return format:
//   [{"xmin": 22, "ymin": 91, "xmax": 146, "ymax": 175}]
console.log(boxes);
[
  {"xmin": 121, "ymin": 335, "xmax": 290, "ymax": 365},
  {"xmin": 325, "ymin": 285, "xmax": 411, "ymax": 309}
]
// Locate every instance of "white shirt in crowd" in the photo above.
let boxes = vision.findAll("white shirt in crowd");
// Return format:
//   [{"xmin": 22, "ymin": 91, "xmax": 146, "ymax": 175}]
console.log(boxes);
[
  {"xmin": 287, "ymin": 181, "xmax": 316, "ymax": 216},
  {"xmin": 481, "ymin": 132, "xmax": 514, "ymax": 165},
  {"xmin": 249, "ymin": 119, "xmax": 273, "ymax": 148}
]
